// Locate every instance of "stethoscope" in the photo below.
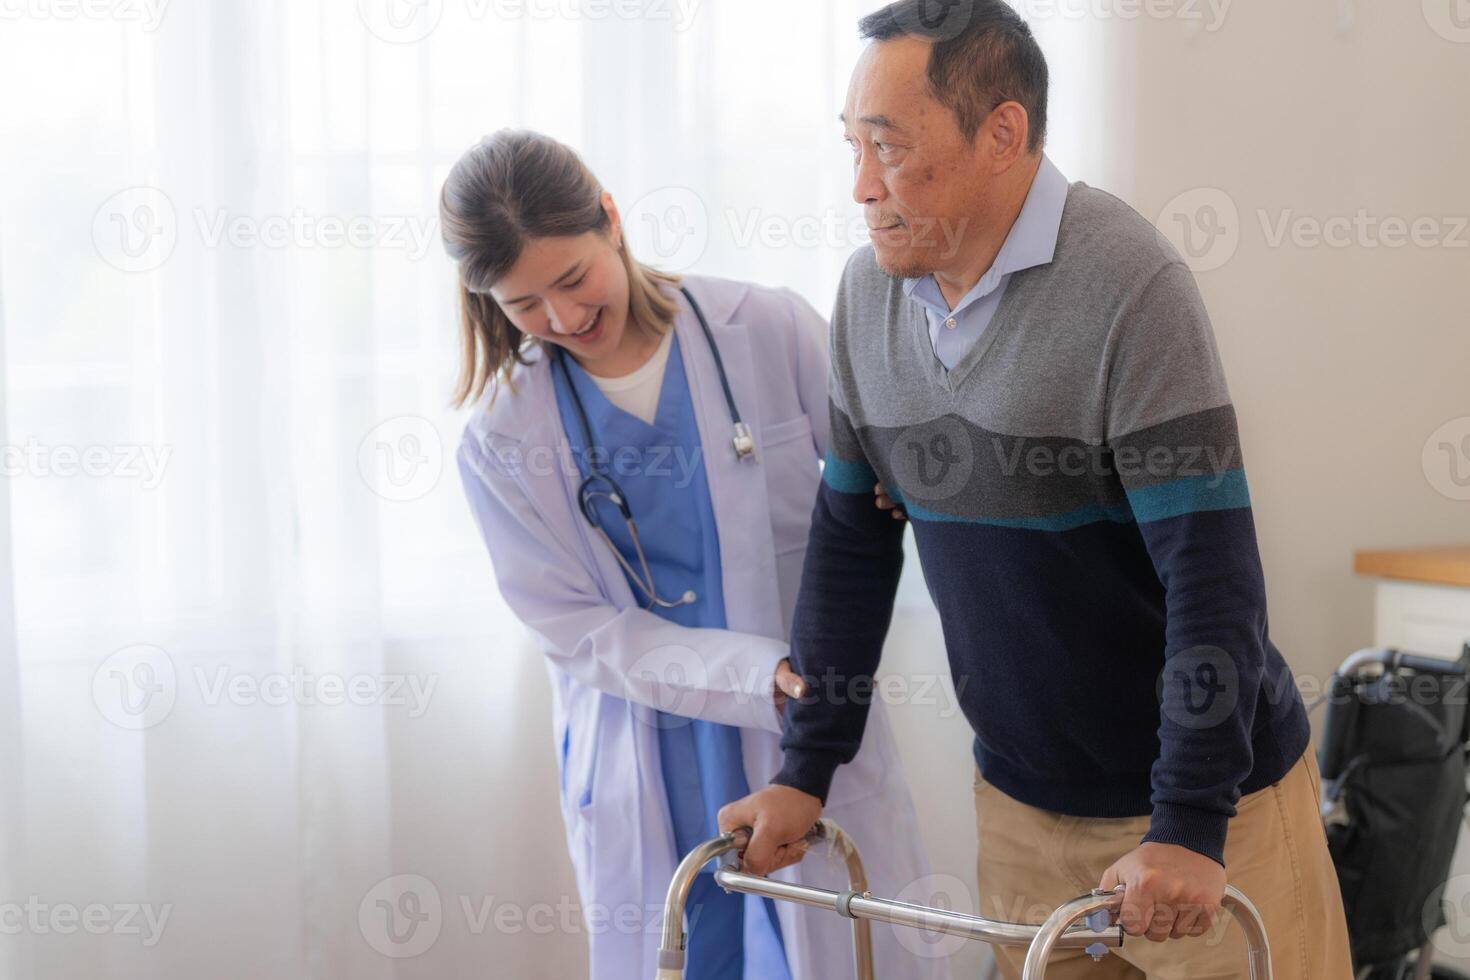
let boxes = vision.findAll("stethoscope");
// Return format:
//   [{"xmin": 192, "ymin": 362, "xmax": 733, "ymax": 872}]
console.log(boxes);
[{"xmin": 553, "ymin": 285, "xmax": 754, "ymax": 610}]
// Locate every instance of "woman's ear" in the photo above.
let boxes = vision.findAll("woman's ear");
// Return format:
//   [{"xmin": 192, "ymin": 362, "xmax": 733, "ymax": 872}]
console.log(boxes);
[{"xmin": 600, "ymin": 190, "xmax": 623, "ymax": 249}]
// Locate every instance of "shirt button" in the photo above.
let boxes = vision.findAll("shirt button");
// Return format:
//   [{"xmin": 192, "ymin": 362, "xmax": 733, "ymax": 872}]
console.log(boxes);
[{"xmin": 945, "ymin": 317, "xmax": 957, "ymax": 330}]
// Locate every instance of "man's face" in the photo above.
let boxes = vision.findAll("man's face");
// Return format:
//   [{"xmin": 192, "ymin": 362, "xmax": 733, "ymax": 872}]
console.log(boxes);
[{"xmin": 842, "ymin": 37, "xmax": 986, "ymax": 279}]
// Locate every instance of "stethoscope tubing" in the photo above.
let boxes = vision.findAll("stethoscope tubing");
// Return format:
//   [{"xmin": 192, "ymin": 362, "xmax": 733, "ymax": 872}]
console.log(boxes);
[{"xmin": 552, "ymin": 285, "xmax": 747, "ymax": 609}]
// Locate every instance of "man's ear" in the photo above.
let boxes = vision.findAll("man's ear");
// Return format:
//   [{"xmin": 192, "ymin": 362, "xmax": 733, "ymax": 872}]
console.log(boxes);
[{"xmin": 981, "ymin": 101, "xmax": 1032, "ymax": 173}]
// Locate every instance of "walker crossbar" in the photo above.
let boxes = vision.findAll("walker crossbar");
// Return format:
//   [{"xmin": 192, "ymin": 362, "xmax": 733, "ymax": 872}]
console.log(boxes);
[{"xmin": 654, "ymin": 819, "xmax": 1273, "ymax": 980}]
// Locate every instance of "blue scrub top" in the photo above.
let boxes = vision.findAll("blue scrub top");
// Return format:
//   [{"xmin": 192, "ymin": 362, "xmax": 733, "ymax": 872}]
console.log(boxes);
[{"xmin": 551, "ymin": 331, "xmax": 791, "ymax": 980}]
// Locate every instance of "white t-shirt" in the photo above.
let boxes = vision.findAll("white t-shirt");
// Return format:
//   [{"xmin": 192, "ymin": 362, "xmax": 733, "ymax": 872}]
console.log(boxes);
[{"xmin": 587, "ymin": 327, "xmax": 674, "ymax": 425}]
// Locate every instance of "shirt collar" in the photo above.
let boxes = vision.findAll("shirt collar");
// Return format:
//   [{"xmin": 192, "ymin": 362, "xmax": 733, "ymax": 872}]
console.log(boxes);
[{"xmin": 901, "ymin": 153, "xmax": 1069, "ymax": 310}]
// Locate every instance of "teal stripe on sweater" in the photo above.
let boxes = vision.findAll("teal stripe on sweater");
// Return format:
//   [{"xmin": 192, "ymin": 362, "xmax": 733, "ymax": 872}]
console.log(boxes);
[
  {"xmin": 822, "ymin": 452, "xmax": 878, "ymax": 494},
  {"xmin": 825, "ymin": 455, "xmax": 1249, "ymax": 529},
  {"xmin": 904, "ymin": 495, "xmax": 1135, "ymax": 531},
  {"xmin": 876, "ymin": 471, "xmax": 1248, "ymax": 530},
  {"xmin": 1125, "ymin": 469, "xmax": 1251, "ymax": 523}
]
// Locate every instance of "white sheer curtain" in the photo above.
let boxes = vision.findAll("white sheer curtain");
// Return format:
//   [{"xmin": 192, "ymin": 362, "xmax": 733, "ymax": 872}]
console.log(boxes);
[{"xmin": 0, "ymin": 3, "xmax": 1111, "ymax": 977}]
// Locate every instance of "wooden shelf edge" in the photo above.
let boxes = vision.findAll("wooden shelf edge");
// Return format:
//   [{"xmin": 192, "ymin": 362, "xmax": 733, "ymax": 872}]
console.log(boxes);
[{"xmin": 1354, "ymin": 546, "xmax": 1470, "ymax": 589}]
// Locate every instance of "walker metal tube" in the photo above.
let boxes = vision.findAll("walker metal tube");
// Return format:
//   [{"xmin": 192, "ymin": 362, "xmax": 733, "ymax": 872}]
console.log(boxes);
[
  {"xmin": 655, "ymin": 819, "xmax": 1122, "ymax": 980},
  {"xmin": 1020, "ymin": 884, "xmax": 1273, "ymax": 980},
  {"xmin": 658, "ymin": 820, "xmax": 1269, "ymax": 979},
  {"xmin": 712, "ymin": 868, "xmax": 1123, "ymax": 950},
  {"xmin": 655, "ymin": 819, "xmax": 869, "ymax": 979},
  {"xmin": 810, "ymin": 818, "xmax": 875, "ymax": 979}
]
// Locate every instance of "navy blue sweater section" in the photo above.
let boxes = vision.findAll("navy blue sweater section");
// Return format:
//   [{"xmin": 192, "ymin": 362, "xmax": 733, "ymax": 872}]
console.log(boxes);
[{"xmin": 772, "ymin": 436, "xmax": 1310, "ymax": 867}]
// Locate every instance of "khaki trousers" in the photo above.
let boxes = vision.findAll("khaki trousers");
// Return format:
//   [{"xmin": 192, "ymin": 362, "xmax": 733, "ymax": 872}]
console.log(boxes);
[{"xmin": 974, "ymin": 746, "xmax": 1354, "ymax": 979}]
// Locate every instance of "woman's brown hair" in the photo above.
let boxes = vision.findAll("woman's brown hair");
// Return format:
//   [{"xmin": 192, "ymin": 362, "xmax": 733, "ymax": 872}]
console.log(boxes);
[{"xmin": 440, "ymin": 129, "xmax": 682, "ymax": 408}]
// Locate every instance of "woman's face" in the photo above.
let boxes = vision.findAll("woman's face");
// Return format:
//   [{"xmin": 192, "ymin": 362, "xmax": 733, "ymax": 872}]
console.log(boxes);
[{"xmin": 488, "ymin": 210, "xmax": 634, "ymax": 372}]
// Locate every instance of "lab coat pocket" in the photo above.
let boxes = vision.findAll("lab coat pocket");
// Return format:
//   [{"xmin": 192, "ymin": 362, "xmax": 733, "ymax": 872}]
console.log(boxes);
[
  {"xmin": 761, "ymin": 412, "xmax": 821, "ymax": 637},
  {"xmin": 760, "ymin": 412, "xmax": 819, "ymax": 558},
  {"xmin": 559, "ymin": 711, "xmax": 601, "ymax": 822}
]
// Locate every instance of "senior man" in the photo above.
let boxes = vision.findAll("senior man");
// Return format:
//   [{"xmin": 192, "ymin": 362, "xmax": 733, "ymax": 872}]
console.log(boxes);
[{"xmin": 720, "ymin": 2, "xmax": 1353, "ymax": 977}]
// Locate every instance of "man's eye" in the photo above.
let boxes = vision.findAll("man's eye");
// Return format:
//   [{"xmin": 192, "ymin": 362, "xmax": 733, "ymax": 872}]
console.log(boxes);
[{"xmin": 875, "ymin": 141, "xmax": 892, "ymax": 153}]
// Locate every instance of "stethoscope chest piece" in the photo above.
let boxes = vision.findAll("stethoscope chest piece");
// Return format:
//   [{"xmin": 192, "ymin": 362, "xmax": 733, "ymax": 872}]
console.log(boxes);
[{"xmin": 732, "ymin": 422, "xmax": 755, "ymax": 461}]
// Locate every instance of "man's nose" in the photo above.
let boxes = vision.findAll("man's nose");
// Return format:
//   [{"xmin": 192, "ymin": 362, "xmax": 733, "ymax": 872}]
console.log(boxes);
[{"xmin": 852, "ymin": 150, "xmax": 887, "ymax": 206}]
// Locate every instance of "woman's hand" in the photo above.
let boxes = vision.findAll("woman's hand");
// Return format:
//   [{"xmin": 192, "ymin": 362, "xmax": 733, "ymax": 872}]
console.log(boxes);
[
  {"xmin": 773, "ymin": 658, "xmax": 805, "ymax": 718},
  {"xmin": 874, "ymin": 482, "xmax": 906, "ymax": 520}
]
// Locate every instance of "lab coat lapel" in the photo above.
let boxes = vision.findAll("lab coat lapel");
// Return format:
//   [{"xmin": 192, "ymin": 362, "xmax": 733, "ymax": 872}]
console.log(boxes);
[
  {"xmin": 503, "ymin": 356, "xmax": 630, "ymax": 603},
  {"xmin": 674, "ymin": 287, "xmax": 784, "ymax": 644}
]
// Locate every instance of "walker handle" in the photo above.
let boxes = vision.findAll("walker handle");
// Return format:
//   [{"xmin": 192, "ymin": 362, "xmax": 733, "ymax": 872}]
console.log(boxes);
[
  {"xmin": 654, "ymin": 820, "xmax": 868, "ymax": 979},
  {"xmin": 1020, "ymin": 884, "xmax": 1273, "ymax": 979}
]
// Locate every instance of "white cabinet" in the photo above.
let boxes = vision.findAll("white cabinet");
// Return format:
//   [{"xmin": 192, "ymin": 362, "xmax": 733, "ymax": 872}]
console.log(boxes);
[{"xmin": 1370, "ymin": 580, "xmax": 1470, "ymax": 657}]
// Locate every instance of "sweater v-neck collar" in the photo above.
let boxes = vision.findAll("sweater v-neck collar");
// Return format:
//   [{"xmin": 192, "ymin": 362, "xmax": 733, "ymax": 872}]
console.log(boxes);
[{"xmin": 915, "ymin": 267, "xmax": 1028, "ymax": 396}]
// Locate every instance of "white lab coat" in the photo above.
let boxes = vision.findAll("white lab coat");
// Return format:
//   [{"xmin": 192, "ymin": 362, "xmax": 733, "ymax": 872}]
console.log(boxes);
[{"xmin": 457, "ymin": 274, "xmax": 950, "ymax": 980}]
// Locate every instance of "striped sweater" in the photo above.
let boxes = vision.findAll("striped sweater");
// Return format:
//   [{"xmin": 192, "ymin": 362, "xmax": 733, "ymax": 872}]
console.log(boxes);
[{"xmin": 772, "ymin": 182, "xmax": 1310, "ymax": 866}]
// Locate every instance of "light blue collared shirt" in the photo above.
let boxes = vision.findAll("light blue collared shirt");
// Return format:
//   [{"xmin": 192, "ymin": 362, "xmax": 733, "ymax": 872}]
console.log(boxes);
[{"xmin": 903, "ymin": 154, "xmax": 1070, "ymax": 371}]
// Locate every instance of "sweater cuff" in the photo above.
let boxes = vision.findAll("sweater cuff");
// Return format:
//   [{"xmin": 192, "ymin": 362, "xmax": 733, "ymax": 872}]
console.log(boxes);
[
  {"xmin": 1143, "ymin": 803, "xmax": 1230, "ymax": 867},
  {"xmin": 772, "ymin": 748, "xmax": 846, "ymax": 805}
]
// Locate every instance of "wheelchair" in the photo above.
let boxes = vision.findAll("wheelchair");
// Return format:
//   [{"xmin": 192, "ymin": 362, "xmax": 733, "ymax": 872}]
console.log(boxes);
[{"xmin": 1318, "ymin": 644, "xmax": 1470, "ymax": 980}]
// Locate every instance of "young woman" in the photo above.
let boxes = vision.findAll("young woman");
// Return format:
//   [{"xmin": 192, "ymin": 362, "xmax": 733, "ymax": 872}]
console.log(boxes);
[{"xmin": 443, "ymin": 129, "xmax": 946, "ymax": 980}]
